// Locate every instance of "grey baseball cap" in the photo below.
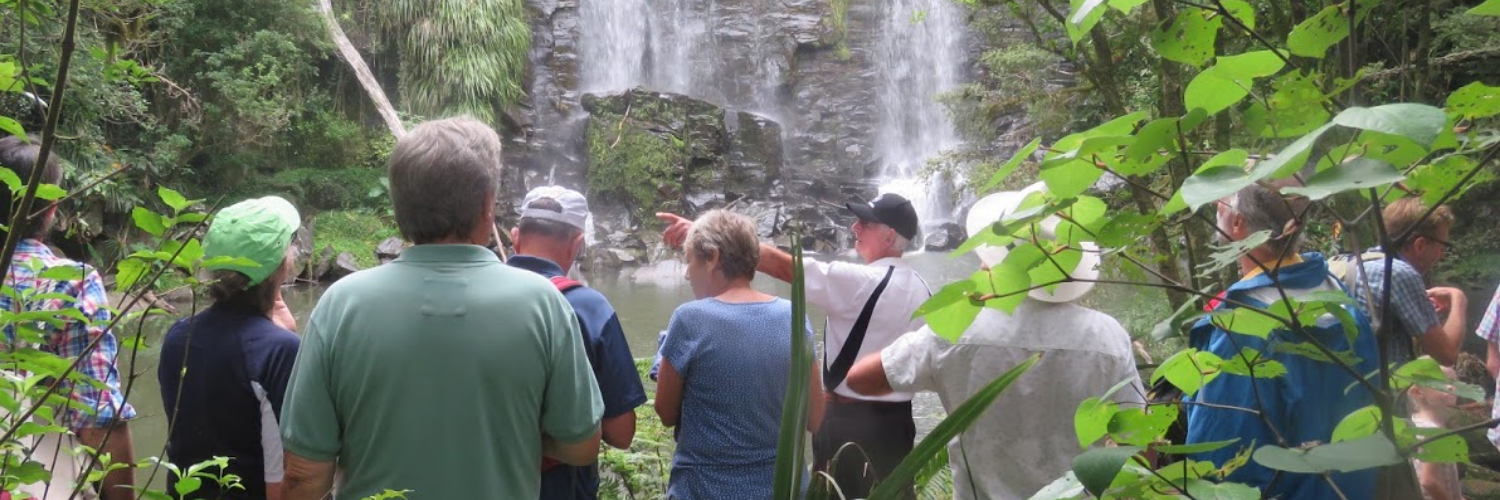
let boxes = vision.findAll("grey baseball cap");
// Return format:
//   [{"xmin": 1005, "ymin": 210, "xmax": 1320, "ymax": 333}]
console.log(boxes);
[{"xmin": 521, "ymin": 185, "xmax": 590, "ymax": 231}]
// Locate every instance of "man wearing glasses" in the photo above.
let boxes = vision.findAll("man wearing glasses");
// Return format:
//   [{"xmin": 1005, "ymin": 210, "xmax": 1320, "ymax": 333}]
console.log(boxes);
[{"xmin": 1350, "ymin": 197, "xmax": 1468, "ymax": 367}]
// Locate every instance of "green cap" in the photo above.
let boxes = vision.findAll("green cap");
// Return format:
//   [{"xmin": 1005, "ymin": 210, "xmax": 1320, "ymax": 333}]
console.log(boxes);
[{"xmin": 203, "ymin": 196, "xmax": 301, "ymax": 286}]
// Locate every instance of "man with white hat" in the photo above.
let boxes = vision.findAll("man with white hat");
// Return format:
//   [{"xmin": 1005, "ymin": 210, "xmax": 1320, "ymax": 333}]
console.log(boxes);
[
  {"xmin": 508, "ymin": 186, "xmax": 646, "ymax": 500},
  {"xmin": 658, "ymin": 192, "xmax": 931, "ymax": 498},
  {"xmin": 844, "ymin": 182, "xmax": 1145, "ymax": 500}
]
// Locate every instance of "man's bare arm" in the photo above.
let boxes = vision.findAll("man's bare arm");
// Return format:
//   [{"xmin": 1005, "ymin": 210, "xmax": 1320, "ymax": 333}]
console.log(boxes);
[
  {"xmin": 282, "ymin": 451, "xmax": 336, "ymax": 500},
  {"xmin": 846, "ymin": 353, "xmax": 894, "ymax": 396},
  {"xmin": 543, "ymin": 429, "xmax": 603, "ymax": 466},
  {"xmin": 1423, "ymin": 287, "xmax": 1469, "ymax": 366},
  {"xmin": 601, "ymin": 412, "xmax": 637, "ymax": 449},
  {"xmin": 75, "ymin": 423, "xmax": 133, "ymax": 500},
  {"xmin": 757, "ymin": 243, "xmax": 793, "ymax": 283}
]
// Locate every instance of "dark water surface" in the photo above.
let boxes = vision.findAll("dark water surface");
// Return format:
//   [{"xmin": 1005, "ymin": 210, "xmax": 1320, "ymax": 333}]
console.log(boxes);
[{"xmin": 118, "ymin": 251, "xmax": 980, "ymax": 484}]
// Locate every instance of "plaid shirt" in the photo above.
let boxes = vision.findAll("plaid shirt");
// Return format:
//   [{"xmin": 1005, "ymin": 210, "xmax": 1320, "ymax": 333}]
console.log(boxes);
[
  {"xmin": 1352, "ymin": 249, "xmax": 1439, "ymax": 364},
  {"xmin": 1478, "ymin": 286, "xmax": 1500, "ymax": 451},
  {"xmin": 2, "ymin": 239, "xmax": 135, "ymax": 428}
]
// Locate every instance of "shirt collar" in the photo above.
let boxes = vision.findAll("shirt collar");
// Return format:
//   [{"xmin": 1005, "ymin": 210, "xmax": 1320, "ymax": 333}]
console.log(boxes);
[
  {"xmin": 869, "ymin": 256, "xmax": 908, "ymax": 268},
  {"xmin": 16, "ymin": 238, "xmax": 51, "ymax": 255},
  {"xmin": 393, "ymin": 244, "xmax": 500, "ymax": 264},
  {"xmin": 1241, "ymin": 254, "xmax": 1304, "ymax": 280},
  {"xmin": 506, "ymin": 254, "xmax": 565, "ymax": 278}
]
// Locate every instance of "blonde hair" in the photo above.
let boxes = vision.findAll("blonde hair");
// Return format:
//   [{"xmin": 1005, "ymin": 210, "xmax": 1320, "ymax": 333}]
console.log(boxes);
[{"xmin": 1383, "ymin": 197, "xmax": 1454, "ymax": 248}]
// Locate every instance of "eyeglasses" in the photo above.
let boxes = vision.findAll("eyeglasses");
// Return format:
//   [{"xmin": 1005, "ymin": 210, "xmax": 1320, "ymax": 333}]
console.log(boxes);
[{"xmin": 1422, "ymin": 235, "xmax": 1455, "ymax": 249}]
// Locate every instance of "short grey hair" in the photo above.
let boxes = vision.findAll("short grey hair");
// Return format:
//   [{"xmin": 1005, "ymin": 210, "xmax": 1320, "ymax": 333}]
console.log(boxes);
[
  {"xmin": 1225, "ymin": 183, "xmax": 1309, "ymax": 255},
  {"xmin": 686, "ymin": 210, "xmax": 761, "ymax": 281},
  {"xmin": 889, "ymin": 234, "xmax": 910, "ymax": 253},
  {"xmin": 388, "ymin": 117, "xmax": 503, "ymax": 244}
]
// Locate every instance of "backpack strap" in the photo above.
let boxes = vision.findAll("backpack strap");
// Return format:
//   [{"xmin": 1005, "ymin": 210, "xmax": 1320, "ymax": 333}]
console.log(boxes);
[
  {"xmin": 541, "ymin": 274, "xmax": 585, "ymax": 474},
  {"xmin": 824, "ymin": 266, "xmax": 896, "ymax": 392},
  {"xmin": 549, "ymin": 275, "xmax": 584, "ymax": 294}
]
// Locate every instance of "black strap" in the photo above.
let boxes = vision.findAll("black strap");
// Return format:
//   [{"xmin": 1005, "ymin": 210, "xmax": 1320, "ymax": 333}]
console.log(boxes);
[{"xmin": 824, "ymin": 266, "xmax": 896, "ymax": 391}]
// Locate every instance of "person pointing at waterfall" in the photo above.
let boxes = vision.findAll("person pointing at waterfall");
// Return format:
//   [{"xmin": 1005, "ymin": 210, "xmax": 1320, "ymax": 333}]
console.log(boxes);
[{"xmin": 657, "ymin": 193, "xmax": 932, "ymax": 499}]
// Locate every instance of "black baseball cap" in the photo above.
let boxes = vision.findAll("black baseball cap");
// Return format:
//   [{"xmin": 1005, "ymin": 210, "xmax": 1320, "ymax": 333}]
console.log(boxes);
[{"xmin": 847, "ymin": 193, "xmax": 919, "ymax": 240}]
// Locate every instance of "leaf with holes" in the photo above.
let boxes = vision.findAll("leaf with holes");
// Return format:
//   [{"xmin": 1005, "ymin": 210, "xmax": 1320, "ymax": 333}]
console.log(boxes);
[
  {"xmin": 1097, "ymin": 213, "xmax": 1162, "ymax": 248},
  {"xmin": 1331, "ymin": 104, "xmax": 1447, "ymax": 150},
  {"xmin": 1286, "ymin": 3, "xmax": 1350, "ymax": 57},
  {"xmin": 1283, "ymin": 159, "xmax": 1405, "ymax": 201},
  {"xmin": 1219, "ymin": 0, "xmax": 1256, "ymax": 29},
  {"xmin": 1410, "ymin": 428, "xmax": 1469, "ymax": 464},
  {"xmin": 1109, "ymin": 406, "xmax": 1178, "ymax": 446},
  {"xmin": 1253, "ymin": 434, "xmax": 1404, "ymax": 474},
  {"xmin": 1109, "ymin": 0, "xmax": 1149, "ymax": 13},
  {"xmin": 1152, "ymin": 9, "xmax": 1222, "ymax": 66},
  {"xmin": 1117, "ymin": 116, "xmax": 1195, "ymax": 176},
  {"xmin": 1072, "ymin": 446, "xmax": 1142, "ymax": 497},
  {"xmin": 1246, "ymin": 71, "xmax": 1331, "ymax": 138},
  {"xmin": 1446, "ymin": 81, "xmax": 1500, "ymax": 119},
  {"xmin": 1408, "ymin": 156, "xmax": 1495, "ymax": 207}
]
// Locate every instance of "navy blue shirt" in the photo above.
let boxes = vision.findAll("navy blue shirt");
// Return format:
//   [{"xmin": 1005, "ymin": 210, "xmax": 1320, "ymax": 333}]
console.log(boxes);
[
  {"xmin": 158, "ymin": 304, "xmax": 300, "ymax": 500},
  {"xmin": 508, "ymin": 255, "xmax": 648, "ymax": 500}
]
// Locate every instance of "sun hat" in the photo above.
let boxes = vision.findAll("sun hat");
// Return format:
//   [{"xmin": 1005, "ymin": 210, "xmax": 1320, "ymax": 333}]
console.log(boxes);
[
  {"xmin": 964, "ymin": 182, "xmax": 1101, "ymax": 303},
  {"xmin": 846, "ymin": 192, "xmax": 920, "ymax": 240},
  {"xmin": 203, "ymin": 196, "xmax": 301, "ymax": 287},
  {"xmin": 521, "ymin": 185, "xmax": 590, "ymax": 232}
]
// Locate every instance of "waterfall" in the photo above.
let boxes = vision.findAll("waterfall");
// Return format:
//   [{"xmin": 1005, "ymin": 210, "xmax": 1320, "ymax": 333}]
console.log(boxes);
[
  {"xmin": 579, "ymin": 0, "xmax": 785, "ymax": 120},
  {"xmin": 872, "ymin": 0, "xmax": 968, "ymax": 226}
]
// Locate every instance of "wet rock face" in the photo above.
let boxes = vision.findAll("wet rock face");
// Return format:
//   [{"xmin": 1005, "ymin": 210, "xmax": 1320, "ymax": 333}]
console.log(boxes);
[{"xmin": 924, "ymin": 222, "xmax": 967, "ymax": 252}]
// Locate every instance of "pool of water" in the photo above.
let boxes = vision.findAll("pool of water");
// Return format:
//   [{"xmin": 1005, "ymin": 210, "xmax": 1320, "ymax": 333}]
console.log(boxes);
[{"xmin": 116, "ymin": 251, "xmax": 982, "ymax": 483}]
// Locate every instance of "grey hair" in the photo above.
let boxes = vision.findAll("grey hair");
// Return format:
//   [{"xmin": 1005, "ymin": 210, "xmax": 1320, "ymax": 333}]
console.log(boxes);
[
  {"xmin": 1225, "ymin": 183, "xmax": 1309, "ymax": 254},
  {"xmin": 388, "ymin": 117, "xmax": 503, "ymax": 244},
  {"xmin": 686, "ymin": 210, "xmax": 761, "ymax": 281},
  {"xmin": 888, "ymin": 234, "xmax": 910, "ymax": 253}
]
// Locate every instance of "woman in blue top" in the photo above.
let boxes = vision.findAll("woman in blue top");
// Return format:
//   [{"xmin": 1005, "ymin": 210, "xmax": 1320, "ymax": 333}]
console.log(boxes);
[{"xmin": 655, "ymin": 210, "xmax": 825, "ymax": 500}]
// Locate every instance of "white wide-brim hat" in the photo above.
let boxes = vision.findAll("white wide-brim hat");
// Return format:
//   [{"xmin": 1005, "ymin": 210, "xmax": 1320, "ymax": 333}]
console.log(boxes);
[{"xmin": 964, "ymin": 182, "xmax": 1101, "ymax": 303}]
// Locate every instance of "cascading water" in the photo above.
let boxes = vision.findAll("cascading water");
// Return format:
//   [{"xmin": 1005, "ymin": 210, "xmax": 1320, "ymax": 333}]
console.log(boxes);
[
  {"xmin": 579, "ymin": 0, "xmax": 785, "ymax": 119},
  {"xmin": 872, "ymin": 0, "xmax": 968, "ymax": 227}
]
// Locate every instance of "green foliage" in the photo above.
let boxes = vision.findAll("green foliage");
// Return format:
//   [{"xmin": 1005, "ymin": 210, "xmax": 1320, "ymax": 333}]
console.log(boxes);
[
  {"xmin": 772, "ymin": 230, "xmax": 812, "ymax": 499},
  {"xmin": 369, "ymin": 0, "xmax": 530, "ymax": 122},
  {"xmin": 587, "ymin": 118, "xmax": 686, "ymax": 224},
  {"xmin": 260, "ymin": 168, "xmax": 388, "ymax": 212},
  {"xmin": 311, "ymin": 210, "xmax": 398, "ymax": 269}
]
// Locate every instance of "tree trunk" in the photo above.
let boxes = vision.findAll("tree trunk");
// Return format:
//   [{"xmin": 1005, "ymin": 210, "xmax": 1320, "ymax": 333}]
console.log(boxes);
[{"xmin": 316, "ymin": 0, "xmax": 405, "ymax": 138}]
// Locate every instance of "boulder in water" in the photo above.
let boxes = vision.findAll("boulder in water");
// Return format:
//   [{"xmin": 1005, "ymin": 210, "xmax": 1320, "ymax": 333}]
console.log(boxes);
[
  {"xmin": 924, "ymin": 222, "xmax": 966, "ymax": 252},
  {"xmin": 324, "ymin": 252, "xmax": 361, "ymax": 282},
  {"xmin": 310, "ymin": 245, "xmax": 336, "ymax": 282}
]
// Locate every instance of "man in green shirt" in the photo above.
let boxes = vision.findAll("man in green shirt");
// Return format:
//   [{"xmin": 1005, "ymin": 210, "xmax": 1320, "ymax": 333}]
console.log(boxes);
[{"xmin": 279, "ymin": 117, "xmax": 604, "ymax": 500}]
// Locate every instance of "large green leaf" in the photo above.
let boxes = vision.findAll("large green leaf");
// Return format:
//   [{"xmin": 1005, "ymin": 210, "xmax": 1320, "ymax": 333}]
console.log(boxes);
[
  {"xmin": 1071, "ymin": 446, "xmax": 1142, "ymax": 498},
  {"xmin": 1252, "ymin": 434, "xmax": 1404, "ymax": 474},
  {"xmin": 1117, "ymin": 114, "xmax": 1201, "ymax": 176},
  {"xmin": 1219, "ymin": 0, "xmax": 1256, "ymax": 29},
  {"xmin": 867, "ymin": 355, "xmax": 1041, "ymax": 500},
  {"xmin": 1408, "ymin": 156, "xmax": 1493, "ymax": 206},
  {"xmin": 1182, "ymin": 480, "xmax": 1261, "ymax": 500},
  {"xmin": 1155, "ymin": 438, "xmax": 1242, "ymax": 455},
  {"xmin": 1218, "ymin": 349, "xmax": 1288, "ymax": 378},
  {"xmin": 1150, "ymin": 9, "xmax": 1221, "ymax": 66},
  {"xmin": 1247, "ymin": 123, "xmax": 1334, "ymax": 180},
  {"xmin": 1068, "ymin": 0, "xmax": 1109, "ymax": 43},
  {"xmin": 1209, "ymin": 308, "xmax": 1283, "ymax": 339},
  {"xmin": 1179, "ymin": 166, "xmax": 1248, "ymax": 212},
  {"xmin": 915, "ymin": 278, "xmax": 984, "ymax": 342},
  {"xmin": 1108, "ymin": 406, "xmax": 1178, "ymax": 446},
  {"xmin": 1331, "ymin": 104, "xmax": 1447, "ymax": 150},
  {"xmin": 1410, "ymin": 429, "xmax": 1469, "ymax": 464},
  {"xmin": 1286, "ymin": 3, "xmax": 1350, "ymax": 58},
  {"xmin": 132, "ymin": 207, "xmax": 167, "ymax": 237},
  {"xmin": 1075, "ymin": 397, "xmax": 1119, "ymax": 448},
  {"xmin": 1040, "ymin": 159, "xmax": 1103, "ymax": 199},
  {"xmin": 0, "ymin": 116, "xmax": 26, "ymax": 142},
  {"xmin": 1470, "ymin": 0, "xmax": 1500, "ymax": 15},
  {"xmin": 1029, "ymin": 472, "xmax": 1087, "ymax": 500},
  {"xmin": 1245, "ymin": 71, "xmax": 1332, "ymax": 138},
  {"xmin": 1282, "ymin": 158, "xmax": 1405, "ymax": 200},
  {"xmin": 1446, "ymin": 81, "xmax": 1500, "ymax": 119},
  {"xmin": 981, "ymin": 137, "xmax": 1042, "ymax": 193},
  {"xmin": 771, "ymin": 231, "xmax": 812, "ymax": 500},
  {"xmin": 1151, "ymin": 349, "xmax": 1224, "ymax": 397},
  {"xmin": 1331, "ymin": 405, "xmax": 1385, "ymax": 442},
  {"xmin": 1184, "ymin": 51, "xmax": 1287, "ymax": 115}
]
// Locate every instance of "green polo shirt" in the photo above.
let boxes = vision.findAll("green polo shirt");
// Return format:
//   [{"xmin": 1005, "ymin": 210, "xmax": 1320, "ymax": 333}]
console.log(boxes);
[{"xmin": 280, "ymin": 244, "xmax": 602, "ymax": 499}]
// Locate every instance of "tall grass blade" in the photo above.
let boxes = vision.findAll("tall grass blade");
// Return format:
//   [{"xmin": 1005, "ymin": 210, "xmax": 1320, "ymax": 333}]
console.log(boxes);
[
  {"xmin": 867, "ymin": 353, "xmax": 1042, "ymax": 500},
  {"xmin": 773, "ymin": 228, "xmax": 813, "ymax": 499}
]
